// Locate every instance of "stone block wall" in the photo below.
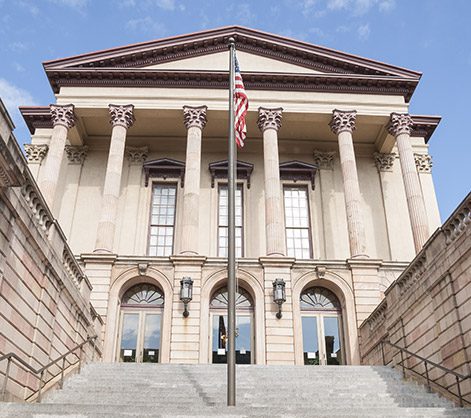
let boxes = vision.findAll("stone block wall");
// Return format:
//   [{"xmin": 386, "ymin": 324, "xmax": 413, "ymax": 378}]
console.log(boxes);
[
  {"xmin": 360, "ymin": 192, "xmax": 471, "ymax": 404},
  {"xmin": 0, "ymin": 100, "xmax": 102, "ymax": 401}
]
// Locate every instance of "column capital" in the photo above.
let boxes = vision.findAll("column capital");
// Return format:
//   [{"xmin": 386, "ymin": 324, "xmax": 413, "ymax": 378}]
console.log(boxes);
[
  {"xmin": 183, "ymin": 105, "xmax": 208, "ymax": 130},
  {"xmin": 24, "ymin": 144, "xmax": 48, "ymax": 163},
  {"xmin": 329, "ymin": 109, "xmax": 357, "ymax": 135},
  {"xmin": 373, "ymin": 152, "xmax": 396, "ymax": 172},
  {"xmin": 50, "ymin": 104, "xmax": 75, "ymax": 129},
  {"xmin": 388, "ymin": 112, "xmax": 413, "ymax": 136},
  {"xmin": 125, "ymin": 146, "xmax": 149, "ymax": 164},
  {"xmin": 313, "ymin": 150, "xmax": 336, "ymax": 170},
  {"xmin": 414, "ymin": 153, "xmax": 433, "ymax": 173},
  {"xmin": 257, "ymin": 107, "xmax": 283, "ymax": 132},
  {"xmin": 65, "ymin": 145, "xmax": 88, "ymax": 165},
  {"xmin": 109, "ymin": 104, "xmax": 135, "ymax": 129}
]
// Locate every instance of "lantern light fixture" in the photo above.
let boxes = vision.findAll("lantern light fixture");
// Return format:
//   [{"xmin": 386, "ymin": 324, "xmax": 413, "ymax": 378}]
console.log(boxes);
[
  {"xmin": 272, "ymin": 278, "xmax": 286, "ymax": 319},
  {"xmin": 180, "ymin": 276, "xmax": 193, "ymax": 318}
]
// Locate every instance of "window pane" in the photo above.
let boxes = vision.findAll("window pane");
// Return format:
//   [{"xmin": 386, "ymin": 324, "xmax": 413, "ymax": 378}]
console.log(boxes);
[
  {"xmin": 284, "ymin": 186, "xmax": 311, "ymax": 259},
  {"xmin": 149, "ymin": 184, "xmax": 176, "ymax": 256},
  {"xmin": 218, "ymin": 185, "xmax": 243, "ymax": 257}
]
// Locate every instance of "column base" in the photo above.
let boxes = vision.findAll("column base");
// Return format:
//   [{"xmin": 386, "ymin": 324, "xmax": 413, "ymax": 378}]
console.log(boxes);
[{"xmin": 93, "ymin": 248, "xmax": 113, "ymax": 254}]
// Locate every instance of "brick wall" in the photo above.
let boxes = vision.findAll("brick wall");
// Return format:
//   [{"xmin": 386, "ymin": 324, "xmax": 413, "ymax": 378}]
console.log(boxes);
[{"xmin": 360, "ymin": 192, "xmax": 471, "ymax": 404}]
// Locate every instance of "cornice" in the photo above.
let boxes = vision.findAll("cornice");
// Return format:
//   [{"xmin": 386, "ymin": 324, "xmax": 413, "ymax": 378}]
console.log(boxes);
[
  {"xmin": 43, "ymin": 26, "xmax": 421, "ymax": 79},
  {"xmin": 410, "ymin": 115, "xmax": 441, "ymax": 144},
  {"xmin": 44, "ymin": 68, "xmax": 419, "ymax": 101},
  {"xmin": 19, "ymin": 106, "xmax": 54, "ymax": 134}
]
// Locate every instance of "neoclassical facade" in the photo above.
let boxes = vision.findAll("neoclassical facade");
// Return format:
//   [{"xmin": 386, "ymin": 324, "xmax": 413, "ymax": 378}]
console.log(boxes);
[{"xmin": 20, "ymin": 26, "xmax": 441, "ymax": 366}]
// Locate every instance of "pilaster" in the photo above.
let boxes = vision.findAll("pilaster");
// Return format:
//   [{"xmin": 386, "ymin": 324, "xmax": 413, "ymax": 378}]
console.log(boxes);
[
  {"xmin": 24, "ymin": 144, "xmax": 48, "ymax": 179},
  {"xmin": 260, "ymin": 256, "xmax": 295, "ymax": 364},
  {"xmin": 169, "ymin": 255, "xmax": 206, "ymax": 363}
]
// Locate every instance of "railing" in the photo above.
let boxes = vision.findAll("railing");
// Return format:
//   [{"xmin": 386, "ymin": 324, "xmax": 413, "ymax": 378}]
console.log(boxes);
[
  {"xmin": 373, "ymin": 340, "xmax": 471, "ymax": 407},
  {"xmin": 0, "ymin": 336, "xmax": 99, "ymax": 403}
]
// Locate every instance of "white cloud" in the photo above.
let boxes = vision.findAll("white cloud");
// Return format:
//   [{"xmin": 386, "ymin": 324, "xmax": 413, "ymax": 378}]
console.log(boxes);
[
  {"xmin": 119, "ymin": 0, "xmax": 183, "ymax": 11},
  {"xmin": 126, "ymin": 17, "xmax": 167, "ymax": 37},
  {"xmin": 13, "ymin": 63, "xmax": 26, "ymax": 72},
  {"xmin": 357, "ymin": 23, "xmax": 370, "ymax": 40},
  {"xmin": 327, "ymin": 0, "xmax": 350, "ymax": 10},
  {"xmin": 379, "ymin": 0, "xmax": 395, "ymax": 12},
  {"xmin": 48, "ymin": 0, "xmax": 88, "ymax": 10},
  {"xmin": 8, "ymin": 41, "xmax": 28, "ymax": 52},
  {"xmin": 0, "ymin": 78, "xmax": 38, "ymax": 124}
]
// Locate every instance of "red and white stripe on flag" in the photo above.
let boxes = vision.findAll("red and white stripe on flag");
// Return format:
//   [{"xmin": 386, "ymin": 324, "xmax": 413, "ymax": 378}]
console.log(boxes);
[{"xmin": 234, "ymin": 55, "xmax": 248, "ymax": 148}]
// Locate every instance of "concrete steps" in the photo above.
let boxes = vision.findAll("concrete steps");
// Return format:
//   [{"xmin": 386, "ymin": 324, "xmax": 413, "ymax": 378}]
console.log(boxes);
[{"xmin": 0, "ymin": 363, "xmax": 469, "ymax": 417}]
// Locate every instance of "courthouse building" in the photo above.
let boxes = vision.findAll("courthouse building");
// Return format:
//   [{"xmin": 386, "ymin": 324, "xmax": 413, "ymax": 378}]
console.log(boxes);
[{"xmin": 19, "ymin": 26, "xmax": 441, "ymax": 367}]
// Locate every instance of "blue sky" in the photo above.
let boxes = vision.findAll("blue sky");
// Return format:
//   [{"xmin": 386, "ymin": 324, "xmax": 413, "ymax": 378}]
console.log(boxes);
[{"xmin": 0, "ymin": 0, "xmax": 469, "ymax": 220}]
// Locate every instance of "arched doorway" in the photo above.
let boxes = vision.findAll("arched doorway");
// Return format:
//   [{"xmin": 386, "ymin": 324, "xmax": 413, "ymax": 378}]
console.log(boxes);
[
  {"xmin": 300, "ymin": 286, "xmax": 344, "ymax": 365},
  {"xmin": 117, "ymin": 283, "xmax": 164, "ymax": 363},
  {"xmin": 210, "ymin": 286, "xmax": 254, "ymax": 364}
]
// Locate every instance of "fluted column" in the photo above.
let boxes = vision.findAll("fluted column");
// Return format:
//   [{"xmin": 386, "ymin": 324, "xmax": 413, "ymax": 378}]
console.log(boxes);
[
  {"xmin": 40, "ymin": 104, "xmax": 75, "ymax": 207},
  {"xmin": 179, "ymin": 105, "xmax": 207, "ymax": 255},
  {"xmin": 95, "ymin": 104, "xmax": 135, "ymax": 253},
  {"xmin": 388, "ymin": 113, "xmax": 429, "ymax": 252},
  {"xmin": 258, "ymin": 107, "xmax": 286, "ymax": 257},
  {"xmin": 330, "ymin": 109, "xmax": 367, "ymax": 258}
]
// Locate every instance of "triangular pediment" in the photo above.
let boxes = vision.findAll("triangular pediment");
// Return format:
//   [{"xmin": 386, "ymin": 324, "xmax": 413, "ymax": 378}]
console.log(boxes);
[
  {"xmin": 44, "ymin": 26, "xmax": 420, "ymax": 78},
  {"xmin": 43, "ymin": 26, "xmax": 421, "ymax": 100},
  {"xmin": 279, "ymin": 160, "xmax": 318, "ymax": 190}
]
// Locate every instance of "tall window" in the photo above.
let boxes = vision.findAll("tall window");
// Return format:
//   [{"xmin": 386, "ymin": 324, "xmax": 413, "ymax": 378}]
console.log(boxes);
[
  {"xmin": 148, "ymin": 184, "xmax": 176, "ymax": 256},
  {"xmin": 218, "ymin": 185, "xmax": 243, "ymax": 257},
  {"xmin": 284, "ymin": 186, "xmax": 312, "ymax": 259}
]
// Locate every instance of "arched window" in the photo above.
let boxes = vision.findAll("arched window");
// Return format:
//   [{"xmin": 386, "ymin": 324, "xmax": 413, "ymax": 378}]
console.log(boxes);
[
  {"xmin": 210, "ymin": 286, "xmax": 253, "ymax": 309},
  {"xmin": 300, "ymin": 287, "xmax": 340, "ymax": 311},
  {"xmin": 121, "ymin": 283, "xmax": 164, "ymax": 307}
]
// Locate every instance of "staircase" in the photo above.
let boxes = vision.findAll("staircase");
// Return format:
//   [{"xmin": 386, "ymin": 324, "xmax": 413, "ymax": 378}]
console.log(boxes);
[{"xmin": 0, "ymin": 363, "xmax": 469, "ymax": 417}]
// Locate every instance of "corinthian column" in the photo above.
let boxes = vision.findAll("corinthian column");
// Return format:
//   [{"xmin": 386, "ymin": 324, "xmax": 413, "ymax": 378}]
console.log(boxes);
[
  {"xmin": 388, "ymin": 113, "xmax": 429, "ymax": 253},
  {"xmin": 330, "ymin": 109, "xmax": 367, "ymax": 258},
  {"xmin": 258, "ymin": 107, "xmax": 286, "ymax": 257},
  {"xmin": 40, "ymin": 104, "xmax": 75, "ymax": 208},
  {"xmin": 179, "ymin": 105, "xmax": 207, "ymax": 255},
  {"xmin": 95, "ymin": 104, "xmax": 135, "ymax": 253}
]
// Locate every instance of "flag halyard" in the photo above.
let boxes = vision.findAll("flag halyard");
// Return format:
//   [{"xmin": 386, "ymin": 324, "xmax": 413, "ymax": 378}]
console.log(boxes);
[{"xmin": 234, "ymin": 55, "xmax": 248, "ymax": 148}]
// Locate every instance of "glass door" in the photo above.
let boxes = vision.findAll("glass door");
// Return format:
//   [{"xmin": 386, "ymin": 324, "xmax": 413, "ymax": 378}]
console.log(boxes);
[
  {"xmin": 302, "ymin": 314, "xmax": 343, "ymax": 365},
  {"xmin": 118, "ymin": 311, "xmax": 162, "ymax": 363},
  {"xmin": 211, "ymin": 313, "xmax": 253, "ymax": 364}
]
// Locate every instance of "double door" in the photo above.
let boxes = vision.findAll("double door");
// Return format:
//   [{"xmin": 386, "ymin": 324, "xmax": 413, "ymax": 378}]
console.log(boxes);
[
  {"xmin": 118, "ymin": 310, "xmax": 162, "ymax": 363},
  {"xmin": 211, "ymin": 313, "xmax": 253, "ymax": 364},
  {"xmin": 302, "ymin": 313, "xmax": 343, "ymax": 365}
]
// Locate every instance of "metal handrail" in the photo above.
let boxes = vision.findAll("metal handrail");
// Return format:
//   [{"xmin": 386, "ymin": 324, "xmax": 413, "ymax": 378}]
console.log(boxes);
[
  {"xmin": 0, "ymin": 336, "xmax": 99, "ymax": 402},
  {"xmin": 378, "ymin": 340, "xmax": 471, "ymax": 407}
]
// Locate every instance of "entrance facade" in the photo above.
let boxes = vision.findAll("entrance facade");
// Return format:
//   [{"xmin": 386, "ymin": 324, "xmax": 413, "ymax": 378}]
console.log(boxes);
[
  {"xmin": 210, "ymin": 286, "xmax": 254, "ymax": 364},
  {"xmin": 301, "ymin": 287, "xmax": 344, "ymax": 365},
  {"xmin": 118, "ymin": 284, "xmax": 164, "ymax": 363}
]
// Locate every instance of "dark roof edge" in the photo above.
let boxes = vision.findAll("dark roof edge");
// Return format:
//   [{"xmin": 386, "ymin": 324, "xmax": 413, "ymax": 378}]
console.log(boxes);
[{"xmin": 410, "ymin": 115, "xmax": 441, "ymax": 143}]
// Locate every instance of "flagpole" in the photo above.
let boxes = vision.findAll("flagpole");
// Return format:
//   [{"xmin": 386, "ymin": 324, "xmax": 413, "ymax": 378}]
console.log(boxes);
[{"xmin": 227, "ymin": 37, "xmax": 237, "ymax": 407}]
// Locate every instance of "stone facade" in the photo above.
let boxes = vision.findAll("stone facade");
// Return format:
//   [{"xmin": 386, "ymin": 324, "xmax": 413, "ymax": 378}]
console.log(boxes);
[
  {"xmin": 0, "ymin": 99, "xmax": 102, "ymax": 401},
  {"xmin": 360, "ymin": 192, "xmax": 471, "ymax": 404},
  {"xmin": 15, "ymin": 27, "xmax": 444, "ymax": 368}
]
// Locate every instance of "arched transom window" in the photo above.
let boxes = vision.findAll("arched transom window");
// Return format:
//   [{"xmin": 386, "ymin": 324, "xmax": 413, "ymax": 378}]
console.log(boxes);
[
  {"xmin": 210, "ymin": 286, "xmax": 253, "ymax": 309},
  {"xmin": 300, "ymin": 287, "xmax": 340, "ymax": 311},
  {"xmin": 121, "ymin": 284, "xmax": 164, "ymax": 307}
]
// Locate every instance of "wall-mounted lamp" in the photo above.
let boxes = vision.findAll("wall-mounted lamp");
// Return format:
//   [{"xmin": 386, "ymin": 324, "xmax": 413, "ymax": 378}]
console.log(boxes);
[
  {"xmin": 180, "ymin": 277, "xmax": 193, "ymax": 318},
  {"xmin": 273, "ymin": 278, "xmax": 286, "ymax": 319}
]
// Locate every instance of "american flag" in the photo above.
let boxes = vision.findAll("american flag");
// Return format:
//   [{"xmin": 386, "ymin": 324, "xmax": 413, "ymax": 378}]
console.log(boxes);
[{"xmin": 234, "ymin": 54, "xmax": 248, "ymax": 148}]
